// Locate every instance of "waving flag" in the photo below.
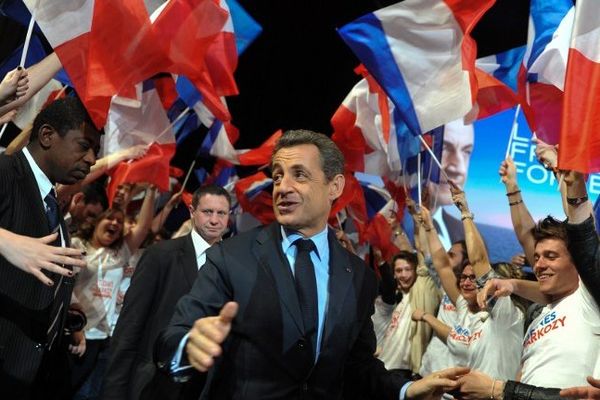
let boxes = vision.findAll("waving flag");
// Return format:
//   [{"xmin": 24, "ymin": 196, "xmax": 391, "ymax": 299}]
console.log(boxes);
[
  {"xmin": 234, "ymin": 171, "xmax": 275, "ymax": 225},
  {"xmin": 227, "ymin": 0, "xmax": 262, "ymax": 54},
  {"xmin": 23, "ymin": 0, "xmax": 170, "ymax": 128},
  {"xmin": 338, "ymin": 0, "xmax": 494, "ymax": 136},
  {"xmin": 200, "ymin": 121, "xmax": 282, "ymax": 166},
  {"xmin": 104, "ymin": 81, "xmax": 177, "ymax": 204},
  {"xmin": 474, "ymin": 47, "xmax": 530, "ymax": 120},
  {"xmin": 518, "ymin": 0, "xmax": 574, "ymax": 144},
  {"xmin": 558, "ymin": 0, "xmax": 600, "ymax": 172},
  {"xmin": 332, "ymin": 66, "xmax": 421, "ymax": 176},
  {"xmin": 151, "ymin": 0, "xmax": 231, "ymax": 122}
]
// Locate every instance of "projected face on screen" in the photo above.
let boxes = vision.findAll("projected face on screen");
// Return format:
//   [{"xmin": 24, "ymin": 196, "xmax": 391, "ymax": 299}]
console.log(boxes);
[{"xmin": 428, "ymin": 119, "xmax": 474, "ymax": 208}]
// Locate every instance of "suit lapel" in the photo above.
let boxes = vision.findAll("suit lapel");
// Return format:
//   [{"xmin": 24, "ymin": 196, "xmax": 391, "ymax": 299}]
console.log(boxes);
[
  {"xmin": 16, "ymin": 152, "xmax": 49, "ymax": 234},
  {"xmin": 321, "ymin": 230, "xmax": 354, "ymax": 348},
  {"xmin": 181, "ymin": 235, "xmax": 199, "ymax": 287},
  {"xmin": 253, "ymin": 222, "xmax": 304, "ymax": 334}
]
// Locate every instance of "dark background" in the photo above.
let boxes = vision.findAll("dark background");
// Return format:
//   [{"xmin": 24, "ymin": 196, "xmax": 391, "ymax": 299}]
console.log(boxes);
[{"xmin": 0, "ymin": 0, "xmax": 529, "ymax": 165}]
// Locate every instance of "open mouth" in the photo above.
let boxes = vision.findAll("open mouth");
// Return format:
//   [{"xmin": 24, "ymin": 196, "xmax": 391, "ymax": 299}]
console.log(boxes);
[
  {"xmin": 536, "ymin": 272, "xmax": 554, "ymax": 282},
  {"xmin": 277, "ymin": 201, "xmax": 299, "ymax": 213}
]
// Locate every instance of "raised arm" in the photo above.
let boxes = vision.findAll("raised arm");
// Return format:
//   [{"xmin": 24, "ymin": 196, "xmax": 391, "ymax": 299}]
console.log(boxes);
[
  {"xmin": 562, "ymin": 170, "xmax": 600, "ymax": 307},
  {"xmin": 419, "ymin": 206, "xmax": 460, "ymax": 305},
  {"xmin": 449, "ymin": 182, "xmax": 491, "ymax": 279},
  {"xmin": 0, "ymin": 53, "xmax": 62, "ymax": 116},
  {"xmin": 499, "ymin": 156, "xmax": 536, "ymax": 266},
  {"xmin": 152, "ymin": 191, "xmax": 182, "ymax": 235},
  {"xmin": 125, "ymin": 186, "xmax": 157, "ymax": 252}
]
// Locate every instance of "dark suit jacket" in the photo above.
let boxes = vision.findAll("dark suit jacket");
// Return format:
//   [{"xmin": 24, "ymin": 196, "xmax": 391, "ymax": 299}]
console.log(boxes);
[
  {"xmin": 102, "ymin": 235, "xmax": 204, "ymax": 400},
  {"xmin": 155, "ymin": 222, "xmax": 407, "ymax": 400},
  {"xmin": 0, "ymin": 151, "xmax": 73, "ymax": 392}
]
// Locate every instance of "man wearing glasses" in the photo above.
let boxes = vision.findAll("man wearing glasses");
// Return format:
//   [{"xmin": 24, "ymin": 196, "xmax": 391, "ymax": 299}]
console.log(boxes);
[{"xmin": 102, "ymin": 185, "xmax": 231, "ymax": 400}]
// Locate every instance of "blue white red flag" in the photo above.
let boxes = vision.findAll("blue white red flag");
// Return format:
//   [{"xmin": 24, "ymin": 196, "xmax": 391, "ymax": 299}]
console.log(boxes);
[
  {"xmin": 518, "ymin": 0, "xmax": 574, "ymax": 144},
  {"xmin": 558, "ymin": 0, "xmax": 600, "ymax": 173},
  {"xmin": 338, "ymin": 0, "xmax": 494, "ymax": 136}
]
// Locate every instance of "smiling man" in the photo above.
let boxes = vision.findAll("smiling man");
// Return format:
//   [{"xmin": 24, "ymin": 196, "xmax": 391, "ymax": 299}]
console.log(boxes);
[
  {"xmin": 0, "ymin": 97, "xmax": 101, "ymax": 398},
  {"xmin": 457, "ymin": 216, "xmax": 600, "ymax": 398},
  {"xmin": 155, "ymin": 130, "xmax": 468, "ymax": 400}
]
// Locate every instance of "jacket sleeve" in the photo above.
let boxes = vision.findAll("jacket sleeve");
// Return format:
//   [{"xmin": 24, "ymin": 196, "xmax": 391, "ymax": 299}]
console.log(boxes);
[
  {"xmin": 504, "ymin": 380, "xmax": 561, "ymax": 400},
  {"xmin": 154, "ymin": 243, "xmax": 232, "ymax": 380},
  {"xmin": 101, "ymin": 247, "xmax": 162, "ymax": 400},
  {"xmin": 565, "ymin": 216, "xmax": 600, "ymax": 307}
]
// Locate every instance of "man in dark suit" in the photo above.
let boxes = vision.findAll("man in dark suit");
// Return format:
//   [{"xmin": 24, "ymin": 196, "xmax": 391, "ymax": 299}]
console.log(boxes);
[
  {"xmin": 155, "ymin": 130, "xmax": 467, "ymax": 399},
  {"xmin": 0, "ymin": 97, "xmax": 101, "ymax": 398},
  {"xmin": 102, "ymin": 185, "xmax": 231, "ymax": 400}
]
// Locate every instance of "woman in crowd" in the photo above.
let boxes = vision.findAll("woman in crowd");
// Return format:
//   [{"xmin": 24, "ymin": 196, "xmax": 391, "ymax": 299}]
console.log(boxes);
[
  {"xmin": 413, "ymin": 185, "xmax": 525, "ymax": 381},
  {"xmin": 70, "ymin": 186, "xmax": 157, "ymax": 400}
]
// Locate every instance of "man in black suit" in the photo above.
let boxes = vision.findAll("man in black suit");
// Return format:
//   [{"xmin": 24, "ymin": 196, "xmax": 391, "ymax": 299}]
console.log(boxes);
[
  {"xmin": 102, "ymin": 185, "xmax": 231, "ymax": 400},
  {"xmin": 155, "ymin": 129, "xmax": 467, "ymax": 399},
  {"xmin": 0, "ymin": 97, "xmax": 101, "ymax": 398}
]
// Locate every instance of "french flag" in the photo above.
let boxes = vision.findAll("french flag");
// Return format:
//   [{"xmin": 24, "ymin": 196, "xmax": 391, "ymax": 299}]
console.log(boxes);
[
  {"xmin": 23, "ymin": 0, "xmax": 167, "ymax": 128},
  {"xmin": 338, "ymin": 0, "xmax": 494, "ymax": 136},
  {"xmin": 200, "ymin": 121, "xmax": 282, "ymax": 166},
  {"xmin": 518, "ymin": 0, "xmax": 574, "ymax": 144},
  {"xmin": 331, "ymin": 73, "xmax": 402, "ymax": 176},
  {"xmin": 234, "ymin": 171, "xmax": 275, "ymax": 225},
  {"xmin": 474, "ymin": 47, "xmax": 529, "ymax": 120},
  {"xmin": 104, "ymin": 81, "xmax": 177, "ymax": 204},
  {"xmin": 558, "ymin": 0, "xmax": 600, "ymax": 173}
]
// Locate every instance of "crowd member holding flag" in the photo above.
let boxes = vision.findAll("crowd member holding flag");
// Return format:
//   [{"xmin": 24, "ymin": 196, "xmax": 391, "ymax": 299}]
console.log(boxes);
[
  {"xmin": 456, "ymin": 148, "xmax": 600, "ymax": 398},
  {"xmin": 0, "ymin": 97, "xmax": 101, "ymax": 399},
  {"xmin": 414, "ymin": 185, "xmax": 526, "ymax": 382},
  {"xmin": 155, "ymin": 129, "xmax": 469, "ymax": 399},
  {"xmin": 102, "ymin": 185, "xmax": 231, "ymax": 400}
]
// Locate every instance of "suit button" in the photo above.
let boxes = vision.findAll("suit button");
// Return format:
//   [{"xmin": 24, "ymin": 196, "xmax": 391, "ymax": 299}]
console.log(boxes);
[
  {"xmin": 297, "ymin": 339, "xmax": 306, "ymax": 349},
  {"xmin": 157, "ymin": 362, "xmax": 165, "ymax": 369},
  {"xmin": 34, "ymin": 343, "xmax": 44, "ymax": 352},
  {"xmin": 302, "ymin": 383, "xmax": 308, "ymax": 392}
]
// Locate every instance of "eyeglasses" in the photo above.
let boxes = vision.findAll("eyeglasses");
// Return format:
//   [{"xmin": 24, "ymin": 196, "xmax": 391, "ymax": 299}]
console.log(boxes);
[
  {"xmin": 198, "ymin": 209, "xmax": 230, "ymax": 218},
  {"xmin": 459, "ymin": 274, "xmax": 477, "ymax": 282}
]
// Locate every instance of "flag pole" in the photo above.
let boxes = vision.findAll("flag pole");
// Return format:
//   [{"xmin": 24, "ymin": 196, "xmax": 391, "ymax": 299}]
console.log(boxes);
[
  {"xmin": 504, "ymin": 104, "xmax": 521, "ymax": 160},
  {"xmin": 153, "ymin": 106, "xmax": 191, "ymax": 144},
  {"xmin": 417, "ymin": 151, "xmax": 422, "ymax": 208},
  {"xmin": 0, "ymin": 12, "xmax": 37, "ymax": 142},
  {"xmin": 178, "ymin": 159, "xmax": 197, "ymax": 195},
  {"xmin": 417, "ymin": 134, "xmax": 450, "ymax": 184},
  {"xmin": 20, "ymin": 11, "xmax": 37, "ymax": 67}
]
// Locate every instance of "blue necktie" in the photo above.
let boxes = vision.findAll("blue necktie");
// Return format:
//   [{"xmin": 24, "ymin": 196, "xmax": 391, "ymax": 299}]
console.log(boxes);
[
  {"xmin": 44, "ymin": 188, "xmax": 64, "ymax": 349},
  {"xmin": 44, "ymin": 189, "xmax": 60, "ymax": 244},
  {"xmin": 293, "ymin": 238, "xmax": 318, "ymax": 359}
]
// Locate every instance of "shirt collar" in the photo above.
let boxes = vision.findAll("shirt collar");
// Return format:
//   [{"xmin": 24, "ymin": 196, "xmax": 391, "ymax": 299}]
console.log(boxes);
[
  {"xmin": 23, "ymin": 147, "xmax": 53, "ymax": 201},
  {"xmin": 281, "ymin": 225, "xmax": 328, "ymax": 260},
  {"xmin": 191, "ymin": 228, "xmax": 212, "ymax": 260}
]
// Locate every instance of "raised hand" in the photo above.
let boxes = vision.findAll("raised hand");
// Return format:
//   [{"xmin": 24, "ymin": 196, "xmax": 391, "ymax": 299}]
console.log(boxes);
[
  {"xmin": 499, "ymin": 156, "xmax": 517, "ymax": 187},
  {"xmin": 476, "ymin": 278, "xmax": 515, "ymax": 310}
]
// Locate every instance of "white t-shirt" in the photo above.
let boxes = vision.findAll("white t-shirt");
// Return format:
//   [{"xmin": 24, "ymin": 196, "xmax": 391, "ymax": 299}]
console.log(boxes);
[
  {"xmin": 72, "ymin": 238, "xmax": 132, "ymax": 340},
  {"xmin": 108, "ymin": 248, "xmax": 144, "ymax": 333},
  {"xmin": 446, "ymin": 295, "xmax": 523, "ymax": 380},
  {"xmin": 520, "ymin": 282, "xmax": 600, "ymax": 387},
  {"xmin": 420, "ymin": 291, "xmax": 458, "ymax": 376},
  {"xmin": 375, "ymin": 291, "xmax": 412, "ymax": 370}
]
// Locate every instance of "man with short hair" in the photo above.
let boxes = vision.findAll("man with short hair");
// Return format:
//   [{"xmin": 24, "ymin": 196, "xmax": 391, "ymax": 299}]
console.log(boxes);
[
  {"xmin": 102, "ymin": 185, "xmax": 231, "ymax": 400},
  {"xmin": 66, "ymin": 183, "xmax": 109, "ymax": 234},
  {"xmin": 0, "ymin": 97, "xmax": 101, "ymax": 398},
  {"xmin": 156, "ymin": 129, "xmax": 467, "ymax": 399},
  {"xmin": 458, "ymin": 214, "xmax": 600, "ymax": 398}
]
